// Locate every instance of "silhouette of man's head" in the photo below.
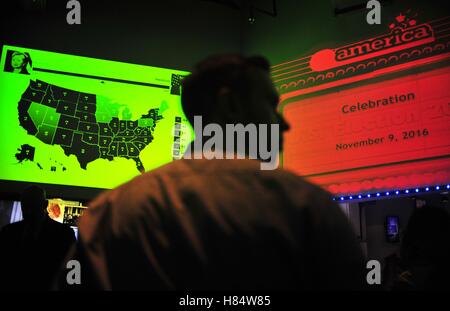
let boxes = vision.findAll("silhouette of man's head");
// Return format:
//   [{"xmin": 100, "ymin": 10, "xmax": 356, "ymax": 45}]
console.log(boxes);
[
  {"xmin": 181, "ymin": 54, "xmax": 289, "ymax": 150},
  {"xmin": 21, "ymin": 186, "xmax": 48, "ymax": 221}
]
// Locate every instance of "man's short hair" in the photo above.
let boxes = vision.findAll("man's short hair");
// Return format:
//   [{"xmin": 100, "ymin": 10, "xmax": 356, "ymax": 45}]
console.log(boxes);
[{"xmin": 181, "ymin": 54, "xmax": 271, "ymax": 124}]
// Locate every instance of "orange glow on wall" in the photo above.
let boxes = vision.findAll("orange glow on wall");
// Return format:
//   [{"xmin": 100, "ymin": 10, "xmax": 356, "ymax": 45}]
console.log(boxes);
[{"xmin": 282, "ymin": 67, "xmax": 450, "ymax": 195}]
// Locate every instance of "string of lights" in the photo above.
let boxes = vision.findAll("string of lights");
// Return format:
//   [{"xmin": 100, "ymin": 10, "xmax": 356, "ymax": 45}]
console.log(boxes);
[{"xmin": 333, "ymin": 184, "xmax": 450, "ymax": 202}]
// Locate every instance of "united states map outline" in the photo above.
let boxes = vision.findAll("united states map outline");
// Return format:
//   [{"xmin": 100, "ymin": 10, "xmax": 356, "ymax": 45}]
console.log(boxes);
[{"xmin": 17, "ymin": 79, "xmax": 163, "ymax": 173}]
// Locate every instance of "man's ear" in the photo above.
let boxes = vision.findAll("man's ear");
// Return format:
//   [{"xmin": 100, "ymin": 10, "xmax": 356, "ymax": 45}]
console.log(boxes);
[{"xmin": 216, "ymin": 87, "xmax": 243, "ymax": 123}]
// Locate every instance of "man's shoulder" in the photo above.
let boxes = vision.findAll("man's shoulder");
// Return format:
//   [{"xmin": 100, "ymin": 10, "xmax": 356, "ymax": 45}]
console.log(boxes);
[
  {"xmin": 83, "ymin": 159, "xmax": 334, "ymax": 228},
  {"xmin": 146, "ymin": 158, "xmax": 307, "ymax": 180},
  {"xmin": 151, "ymin": 159, "xmax": 333, "ymax": 208},
  {"xmin": 93, "ymin": 158, "xmax": 331, "ymax": 205}
]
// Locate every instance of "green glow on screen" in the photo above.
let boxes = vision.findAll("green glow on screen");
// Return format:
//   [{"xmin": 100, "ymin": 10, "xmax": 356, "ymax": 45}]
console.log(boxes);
[{"xmin": 0, "ymin": 45, "xmax": 193, "ymax": 189}]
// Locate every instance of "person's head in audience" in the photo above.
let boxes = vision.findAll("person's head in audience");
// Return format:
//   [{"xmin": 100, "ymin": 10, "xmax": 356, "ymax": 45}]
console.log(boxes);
[
  {"xmin": 21, "ymin": 185, "xmax": 48, "ymax": 222},
  {"xmin": 399, "ymin": 206, "xmax": 450, "ymax": 289},
  {"xmin": 401, "ymin": 206, "xmax": 450, "ymax": 266}
]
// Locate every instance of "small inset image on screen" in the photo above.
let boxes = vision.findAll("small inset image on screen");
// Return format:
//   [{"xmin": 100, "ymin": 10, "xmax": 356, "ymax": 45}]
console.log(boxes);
[{"xmin": 3, "ymin": 50, "xmax": 32, "ymax": 75}]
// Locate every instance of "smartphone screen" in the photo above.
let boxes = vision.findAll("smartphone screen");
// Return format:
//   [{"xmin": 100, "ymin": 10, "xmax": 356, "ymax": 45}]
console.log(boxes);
[{"xmin": 386, "ymin": 216, "xmax": 400, "ymax": 243}]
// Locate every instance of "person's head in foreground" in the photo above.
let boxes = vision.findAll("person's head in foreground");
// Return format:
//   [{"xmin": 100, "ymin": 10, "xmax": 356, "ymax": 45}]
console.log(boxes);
[
  {"xmin": 65, "ymin": 54, "xmax": 366, "ymax": 291},
  {"xmin": 181, "ymin": 55, "xmax": 290, "ymax": 170},
  {"xmin": 182, "ymin": 54, "xmax": 289, "ymax": 150}
]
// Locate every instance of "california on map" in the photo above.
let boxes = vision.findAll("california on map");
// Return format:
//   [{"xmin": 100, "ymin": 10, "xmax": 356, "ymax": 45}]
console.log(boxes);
[{"xmin": 17, "ymin": 79, "xmax": 163, "ymax": 173}]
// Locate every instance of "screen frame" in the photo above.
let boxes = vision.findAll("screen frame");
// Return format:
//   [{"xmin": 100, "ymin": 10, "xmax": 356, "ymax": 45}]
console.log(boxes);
[{"xmin": 0, "ymin": 44, "xmax": 191, "ymax": 201}]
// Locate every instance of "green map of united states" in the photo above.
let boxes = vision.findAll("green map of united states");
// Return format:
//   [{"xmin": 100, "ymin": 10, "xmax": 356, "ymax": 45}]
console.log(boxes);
[{"xmin": 18, "ymin": 79, "xmax": 163, "ymax": 173}]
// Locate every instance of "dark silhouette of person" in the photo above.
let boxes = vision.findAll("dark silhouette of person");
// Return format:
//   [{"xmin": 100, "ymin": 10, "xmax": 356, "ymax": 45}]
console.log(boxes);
[
  {"xmin": 58, "ymin": 55, "xmax": 366, "ymax": 290},
  {"xmin": 0, "ymin": 186, "xmax": 75, "ymax": 290},
  {"xmin": 391, "ymin": 206, "xmax": 450, "ymax": 290}
]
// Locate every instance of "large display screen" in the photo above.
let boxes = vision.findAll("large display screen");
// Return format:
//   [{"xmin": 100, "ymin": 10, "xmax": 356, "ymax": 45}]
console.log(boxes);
[
  {"xmin": 274, "ymin": 13, "xmax": 450, "ymax": 196},
  {"xmin": 282, "ymin": 67, "xmax": 450, "ymax": 195},
  {"xmin": 0, "ymin": 45, "xmax": 193, "ymax": 190}
]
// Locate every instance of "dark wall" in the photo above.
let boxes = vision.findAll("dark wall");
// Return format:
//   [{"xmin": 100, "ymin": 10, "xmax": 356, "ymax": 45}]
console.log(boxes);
[
  {"xmin": 0, "ymin": 0, "xmax": 243, "ymax": 71},
  {"xmin": 242, "ymin": 0, "xmax": 450, "ymax": 66}
]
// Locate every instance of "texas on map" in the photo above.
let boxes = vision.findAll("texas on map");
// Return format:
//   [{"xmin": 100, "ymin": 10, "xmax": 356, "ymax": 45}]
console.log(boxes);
[{"xmin": 18, "ymin": 79, "xmax": 163, "ymax": 173}]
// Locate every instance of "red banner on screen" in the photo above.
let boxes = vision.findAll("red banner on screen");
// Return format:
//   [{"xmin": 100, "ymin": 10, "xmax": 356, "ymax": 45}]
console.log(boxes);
[{"xmin": 283, "ymin": 67, "xmax": 450, "ymax": 195}]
